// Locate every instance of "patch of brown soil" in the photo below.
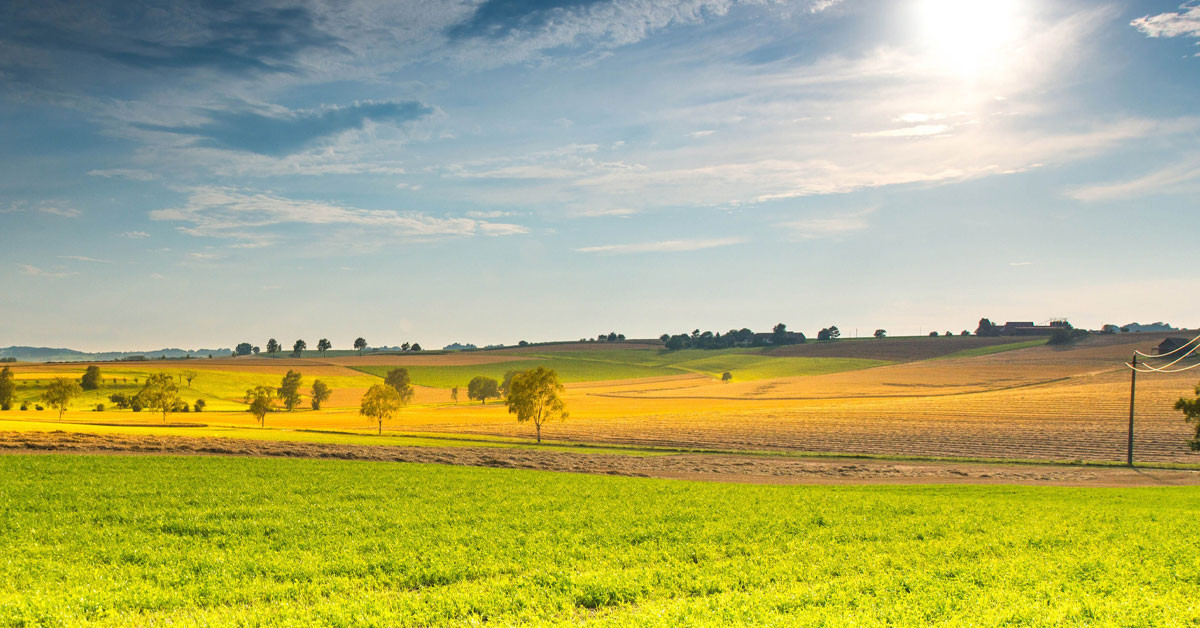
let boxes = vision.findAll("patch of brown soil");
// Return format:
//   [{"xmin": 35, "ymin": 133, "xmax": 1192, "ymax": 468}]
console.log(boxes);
[{"xmin": 3, "ymin": 431, "xmax": 1198, "ymax": 487}]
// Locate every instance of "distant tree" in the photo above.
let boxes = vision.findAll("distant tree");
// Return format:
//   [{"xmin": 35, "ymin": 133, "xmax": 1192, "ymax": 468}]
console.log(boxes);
[
  {"xmin": 411, "ymin": 343, "xmax": 422, "ymax": 352},
  {"xmin": 310, "ymin": 380, "xmax": 332, "ymax": 410},
  {"xmin": 0, "ymin": 367, "xmax": 13, "ymax": 410},
  {"xmin": 278, "ymin": 370, "xmax": 303, "ymax": 411},
  {"xmin": 1101, "ymin": 324, "xmax": 1119, "ymax": 334},
  {"xmin": 292, "ymin": 339, "xmax": 307, "ymax": 357},
  {"xmin": 874, "ymin": 329, "xmax": 887, "ymax": 339},
  {"xmin": 1048, "ymin": 327, "xmax": 1088, "ymax": 346},
  {"xmin": 95, "ymin": 404, "xmax": 105, "ymax": 412},
  {"xmin": 500, "ymin": 370, "xmax": 520, "ymax": 397},
  {"xmin": 505, "ymin": 367, "xmax": 568, "ymax": 444},
  {"xmin": 383, "ymin": 368, "xmax": 415, "ymax": 405},
  {"xmin": 771, "ymin": 323, "xmax": 791, "ymax": 346},
  {"xmin": 193, "ymin": 399, "xmax": 206, "ymax": 412},
  {"xmin": 235, "ymin": 342, "xmax": 253, "ymax": 356},
  {"xmin": 137, "ymin": 373, "xmax": 179, "ymax": 421},
  {"xmin": 244, "ymin": 385, "xmax": 274, "ymax": 427},
  {"xmin": 607, "ymin": 332, "xmax": 617, "ymax": 342},
  {"xmin": 1176, "ymin": 384, "xmax": 1200, "ymax": 451},
  {"xmin": 360, "ymin": 384, "xmax": 402, "ymax": 434},
  {"xmin": 945, "ymin": 331, "xmax": 953, "ymax": 337},
  {"xmin": 929, "ymin": 331, "xmax": 939, "ymax": 337},
  {"xmin": 450, "ymin": 387, "xmax": 459, "ymax": 403},
  {"xmin": 961, "ymin": 330, "xmax": 970, "ymax": 336},
  {"xmin": 828, "ymin": 326, "xmax": 841, "ymax": 340},
  {"xmin": 317, "ymin": 338, "xmax": 331, "ymax": 357},
  {"xmin": 402, "ymin": 342, "xmax": 411, "ymax": 352},
  {"xmin": 975, "ymin": 319, "xmax": 999, "ymax": 337},
  {"xmin": 659, "ymin": 334, "xmax": 670, "ymax": 342},
  {"xmin": 818, "ymin": 328, "xmax": 832, "ymax": 341},
  {"xmin": 181, "ymin": 369, "xmax": 199, "ymax": 387},
  {"xmin": 80, "ymin": 365, "xmax": 102, "ymax": 391},
  {"xmin": 354, "ymin": 337, "xmax": 367, "ymax": 355},
  {"xmin": 108, "ymin": 393, "xmax": 130, "ymax": 409},
  {"xmin": 468, "ymin": 376, "xmax": 500, "ymax": 404},
  {"xmin": 518, "ymin": 340, "xmax": 529, "ymax": 347},
  {"xmin": 722, "ymin": 371, "xmax": 733, "ymax": 383},
  {"xmin": 266, "ymin": 338, "xmax": 281, "ymax": 354},
  {"xmin": 617, "ymin": 334, "xmax": 626, "ymax": 341},
  {"xmin": 41, "ymin": 378, "xmax": 82, "ymax": 419},
  {"xmin": 252, "ymin": 346, "xmax": 260, "ymax": 355}
]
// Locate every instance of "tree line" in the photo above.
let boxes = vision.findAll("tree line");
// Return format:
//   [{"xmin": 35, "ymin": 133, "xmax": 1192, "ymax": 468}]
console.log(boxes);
[{"xmin": 232, "ymin": 337, "xmax": 421, "ymax": 358}]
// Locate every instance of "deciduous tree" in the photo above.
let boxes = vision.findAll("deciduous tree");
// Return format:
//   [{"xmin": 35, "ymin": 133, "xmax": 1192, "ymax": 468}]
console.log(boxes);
[
  {"xmin": 42, "ymin": 377, "xmax": 82, "ymax": 419},
  {"xmin": 137, "ymin": 373, "xmax": 179, "ymax": 421},
  {"xmin": 0, "ymin": 366, "xmax": 14, "ymax": 410},
  {"xmin": 235, "ymin": 342, "xmax": 253, "ymax": 356},
  {"xmin": 722, "ymin": 371, "xmax": 732, "ymax": 383},
  {"xmin": 317, "ymin": 338, "xmax": 331, "ymax": 357},
  {"xmin": 1177, "ymin": 384, "xmax": 1200, "ymax": 451},
  {"xmin": 80, "ymin": 365, "xmax": 102, "ymax": 391},
  {"xmin": 181, "ymin": 369, "xmax": 199, "ymax": 387},
  {"xmin": 310, "ymin": 379, "xmax": 331, "ymax": 410},
  {"xmin": 874, "ymin": 329, "xmax": 887, "ymax": 339},
  {"xmin": 354, "ymin": 337, "xmax": 367, "ymax": 355},
  {"xmin": 505, "ymin": 367, "xmax": 568, "ymax": 444},
  {"xmin": 278, "ymin": 370, "xmax": 303, "ymax": 411},
  {"xmin": 450, "ymin": 387, "xmax": 459, "ymax": 403},
  {"xmin": 360, "ymin": 384, "xmax": 401, "ymax": 434},
  {"xmin": 245, "ymin": 385, "xmax": 274, "ymax": 427},
  {"xmin": 292, "ymin": 339, "xmax": 307, "ymax": 357},
  {"xmin": 266, "ymin": 338, "xmax": 281, "ymax": 354},
  {"xmin": 468, "ymin": 376, "xmax": 499, "ymax": 404},
  {"xmin": 384, "ymin": 368, "xmax": 415, "ymax": 405}
]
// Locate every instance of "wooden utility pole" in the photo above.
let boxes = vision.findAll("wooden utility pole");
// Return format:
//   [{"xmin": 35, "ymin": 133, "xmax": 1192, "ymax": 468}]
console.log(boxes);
[{"xmin": 1127, "ymin": 353, "xmax": 1137, "ymax": 466}]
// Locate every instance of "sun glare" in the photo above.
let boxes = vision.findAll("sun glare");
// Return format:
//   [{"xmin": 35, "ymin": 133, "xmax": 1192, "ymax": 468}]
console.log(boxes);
[{"xmin": 917, "ymin": 0, "xmax": 1023, "ymax": 78}]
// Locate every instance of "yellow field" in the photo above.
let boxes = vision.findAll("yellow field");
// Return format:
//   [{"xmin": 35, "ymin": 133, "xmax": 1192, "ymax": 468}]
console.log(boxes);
[{"xmin": 3, "ymin": 333, "xmax": 1198, "ymax": 464}]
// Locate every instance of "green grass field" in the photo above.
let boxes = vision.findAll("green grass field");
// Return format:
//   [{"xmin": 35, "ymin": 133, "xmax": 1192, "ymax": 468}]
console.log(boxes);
[
  {"xmin": 937, "ymin": 339, "xmax": 1048, "ymax": 360},
  {"xmin": 352, "ymin": 349, "xmax": 891, "ymax": 388},
  {"xmin": 2, "ymin": 455, "xmax": 1198, "ymax": 626}
]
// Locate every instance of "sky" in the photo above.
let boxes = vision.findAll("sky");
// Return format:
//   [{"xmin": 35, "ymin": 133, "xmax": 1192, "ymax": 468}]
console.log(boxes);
[{"xmin": 1, "ymin": 0, "xmax": 1198, "ymax": 351}]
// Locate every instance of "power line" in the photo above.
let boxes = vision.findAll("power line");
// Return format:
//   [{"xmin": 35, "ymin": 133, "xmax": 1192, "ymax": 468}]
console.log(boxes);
[{"xmin": 1134, "ymin": 332, "xmax": 1200, "ymax": 359}]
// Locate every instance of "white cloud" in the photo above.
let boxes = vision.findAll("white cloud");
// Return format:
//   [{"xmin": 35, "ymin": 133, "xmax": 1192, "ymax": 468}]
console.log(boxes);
[
  {"xmin": 87, "ymin": 168, "xmax": 157, "ymax": 181},
  {"xmin": 59, "ymin": 255, "xmax": 113, "ymax": 264},
  {"xmin": 150, "ymin": 187, "xmax": 528, "ymax": 245},
  {"xmin": 1067, "ymin": 160, "xmax": 1200, "ymax": 201},
  {"xmin": 38, "ymin": 206, "xmax": 81, "ymax": 218},
  {"xmin": 575, "ymin": 237, "xmax": 745, "ymax": 254},
  {"xmin": 779, "ymin": 208, "xmax": 874, "ymax": 240},
  {"xmin": 1131, "ymin": 4, "xmax": 1200, "ymax": 39},
  {"xmin": 809, "ymin": 0, "xmax": 843, "ymax": 13},
  {"xmin": 853, "ymin": 124, "xmax": 951, "ymax": 138},
  {"xmin": 466, "ymin": 210, "xmax": 517, "ymax": 218},
  {"xmin": 119, "ymin": 231, "xmax": 151, "ymax": 239},
  {"xmin": 1009, "ymin": 261, "xmax": 1033, "ymax": 267},
  {"xmin": 575, "ymin": 208, "xmax": 639, "ymax": 218},
  {"xmin": 18, "ymin": 264, "xmax": 75, "ymax": 278},
  {"xmin": 688, "ymin": 130, "xmax": 716, "ymax": 138}
]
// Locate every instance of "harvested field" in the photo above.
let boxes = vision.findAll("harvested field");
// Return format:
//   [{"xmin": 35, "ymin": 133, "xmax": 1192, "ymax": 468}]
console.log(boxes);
[
  {"xmin": 323, "ymin": 353, "xmax": 536, "ymax": 366},
  {"xmin": 767, "ymin": 335, "xmax": 1042, "ymax": 361},
  {"xmin": 5, "ymin": 430, "xmax": 1199, "ymax": 486}
]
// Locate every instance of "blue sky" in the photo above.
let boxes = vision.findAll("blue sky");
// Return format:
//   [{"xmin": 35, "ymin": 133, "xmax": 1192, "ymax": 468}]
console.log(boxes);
[{"xmin": 1, "ymin": 0, "xmax": 1197, "ymax": 351}]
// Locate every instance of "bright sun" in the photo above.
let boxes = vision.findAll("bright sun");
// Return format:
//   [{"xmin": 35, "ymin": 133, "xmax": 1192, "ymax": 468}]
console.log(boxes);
[{"xmin": 917, "ymin": 0, "xmax": 1023, "ymax": 78}]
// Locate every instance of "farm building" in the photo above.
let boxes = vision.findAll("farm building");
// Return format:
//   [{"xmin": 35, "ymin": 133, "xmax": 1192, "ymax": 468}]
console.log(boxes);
[
  {"xmin": 1157, "ymin": 337, "xmax": 1193, "ymax": 356},
  {"xmin": 1000, "ymin": 322, "xmax": 1061, "ymax": 336}
]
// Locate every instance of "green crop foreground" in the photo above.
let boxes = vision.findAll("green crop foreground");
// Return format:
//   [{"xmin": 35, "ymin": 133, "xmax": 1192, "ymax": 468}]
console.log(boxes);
[{"xmin": 1, "ymin": 456, "xmax": 1198, "ymax": 626}]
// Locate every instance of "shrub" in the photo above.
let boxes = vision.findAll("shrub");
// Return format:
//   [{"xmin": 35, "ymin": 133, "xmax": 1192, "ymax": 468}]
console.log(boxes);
[
  {"xmin": 1048, "ymin": 327, "xmax": 1089, "ymax": 345},
  {"xmin": 0, "ymin": 402, "xmax": 10, "ymax": 411},
  {"xmin": 35, "ymin": 405, "xmax": 44, "ymax": 411},
  {"xmin": 194, "ymin": 399, "xmax": 206, "ymax": 412},
  {"xmin": 131, "ymin": 399, "xmax": 143, "ymax": 412},
  {"xmin": 95, "ymin": 404, "xmax": 105, "ymax": 412},
  {"xmin": 20, "ymin": 403, "xmax": 28, "ymax": 411}
]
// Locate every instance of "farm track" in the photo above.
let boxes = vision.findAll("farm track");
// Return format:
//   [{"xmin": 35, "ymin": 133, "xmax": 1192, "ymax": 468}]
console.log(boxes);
[{"xmin": 4, "ymin": 430, "xmax": 1200, "ymax": 486}]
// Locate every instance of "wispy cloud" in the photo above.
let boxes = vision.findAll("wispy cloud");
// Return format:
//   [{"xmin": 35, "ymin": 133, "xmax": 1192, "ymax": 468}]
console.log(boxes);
[
  {"xmin": 38, "ymin": 206, "xmax": 81, "ymax": 218},
  {"xmin": 18, "ymin": 264, "xmax": 75, "ymax": 278},
  {"xmin": 150, "ymin": 187, "xmax": 528, "ymax": 246},
  {"xmin": 853, "ymin": 124, "xmax": 951, "ymax": 138},
  {"xmin": 137, "ymin": 100, "xmax": 434, "ymax": 156},
  {"xmin": 119, "ymin": 231, "xmax": 151, "ymax": 239},
  {"xmin": 1067, "ymin": 160, "xmax": 1200, "ymax": 201},
  {"xmin": 1009, "ymin": 261, "xmax": 1034, "ymax": 267},
  {"xmin": 1131, "ymin": 4, "xmax": 1200, "ymax": 39},
  {"xmin": 575, "ymin": 237, "xmax": 745, "ymax": 254},
  {"xmin": 575, "ymin": 208, "xmax": 639, "ymax": 218},
  {"xmin": 87, "ymin": 168, "xmax": 156, "ymax": 181},
  {"xmin": 59, "ymin": 255, "xmax": 113, "ymax": 264},
  {"xmin": 779, "ymin": 208, "xmax": 874, "ymax": 240}
]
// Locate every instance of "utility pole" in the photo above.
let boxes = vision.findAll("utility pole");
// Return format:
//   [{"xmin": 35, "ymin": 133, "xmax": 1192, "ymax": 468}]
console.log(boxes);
[{"xmin": 1127, "ymin": 353, "xmax": 1137, "ymax": 466}]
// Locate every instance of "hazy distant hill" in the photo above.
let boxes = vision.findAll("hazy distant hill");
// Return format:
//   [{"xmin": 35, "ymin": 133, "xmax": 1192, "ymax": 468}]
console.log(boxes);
[{"xmin": 0, "ymin": 346, "xmax": 232, "ymax": 363}]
